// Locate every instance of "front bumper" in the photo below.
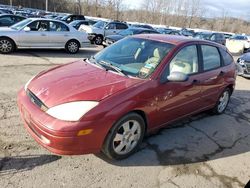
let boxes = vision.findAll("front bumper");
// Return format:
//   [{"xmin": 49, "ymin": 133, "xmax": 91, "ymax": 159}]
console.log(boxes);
[
  {"xmin": 17, "ymin": 88, "xmax": 109, "ymax": 155},
  {"xmin": 236, "ymin": 63, "xmax": 250, "ymax": 78},
  {"xmin": 87, "ymin": 34, "xmax": 96, "ymax": 41}
]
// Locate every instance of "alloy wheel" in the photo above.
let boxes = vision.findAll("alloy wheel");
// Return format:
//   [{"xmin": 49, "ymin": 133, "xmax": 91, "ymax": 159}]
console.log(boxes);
[
  {"xmin": 0, "ymin": 39, "xmax": 12, "ymax": 53},
  {"xmin": 112, "ymin": 120, "xmax": 141, "ymax": 155}
]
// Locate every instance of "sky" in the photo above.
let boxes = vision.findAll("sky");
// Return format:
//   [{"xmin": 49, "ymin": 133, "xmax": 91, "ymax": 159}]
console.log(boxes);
[{"xmin": 124, "ymin": 0, "xmax": 250, "ymax": 20}]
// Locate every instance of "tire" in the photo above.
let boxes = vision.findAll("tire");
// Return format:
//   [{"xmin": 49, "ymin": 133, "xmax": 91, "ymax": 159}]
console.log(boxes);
[
  {"xmin": 0, "ymin": 37, "xmax": 15, "ymax": 54},
  {"xmin": 102, "ymin": 113, "xmax": 145, "ymax": 160},
  {"xmin": 65, "ymin": 40, "xmax": 80, "ymax": 54},
  {"xmin": 94, "ymin": 35, "xmax": 103, "ymax": 45},
  {"xmin": 212, "ymin": 88, "xmax": 231, "ymax": 114}
]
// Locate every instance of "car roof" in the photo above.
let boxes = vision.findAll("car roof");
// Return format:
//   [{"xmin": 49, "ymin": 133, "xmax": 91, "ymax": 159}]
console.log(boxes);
[
  {"xmin": 27, "ymin": 17, "xmax": 66, "ymax": 22},
  {"xmin": 133, "ymin": 34, "xmax": 226, "ymax": 47}
]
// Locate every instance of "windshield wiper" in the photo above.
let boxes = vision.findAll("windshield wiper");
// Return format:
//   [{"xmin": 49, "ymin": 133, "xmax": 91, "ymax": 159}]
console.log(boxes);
[
  {"xmin": 99, "ymin": 60, "xmax": 128, "ymax": 77},
  {"xmin": 86, "ymin": 56, "xmax": 105, "ymax": 70}
]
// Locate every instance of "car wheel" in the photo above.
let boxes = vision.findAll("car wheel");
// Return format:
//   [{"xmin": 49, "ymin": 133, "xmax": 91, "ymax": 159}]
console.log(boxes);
[
  {"xmin": 65, "ymin": 40, "xmax": 80, "ymax": 54},
  {"xmin": 102, "ymin": 113, "xmax": 145, "ymax": 160},
  {"xmin": 0, "ymin": 38, "xmax": 14, "ymax": 54},
  {"xmin": 95, "ymin": 35, "xmax": 103, "ymax": 45},
  {"xmin": 212, "ymin": 88, "xmax": 231, "ymax": 114}
]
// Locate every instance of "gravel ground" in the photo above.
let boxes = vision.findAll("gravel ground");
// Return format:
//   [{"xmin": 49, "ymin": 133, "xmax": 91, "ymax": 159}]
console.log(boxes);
[{"xmin": 0, "ymin": 47, "xmax": 249, "ymax": 188}]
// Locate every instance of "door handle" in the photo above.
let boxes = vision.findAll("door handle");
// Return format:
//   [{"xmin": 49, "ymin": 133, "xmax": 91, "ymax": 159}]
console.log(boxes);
[{"xmin": 219, "ymin": 71, "xmax": 225, "ymax": 76}]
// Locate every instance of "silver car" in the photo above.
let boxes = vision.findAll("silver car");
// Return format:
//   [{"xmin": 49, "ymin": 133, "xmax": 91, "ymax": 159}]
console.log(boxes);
[{"xmin": 0, "ymin": 18, "xmax": 89, "ymax": 54}]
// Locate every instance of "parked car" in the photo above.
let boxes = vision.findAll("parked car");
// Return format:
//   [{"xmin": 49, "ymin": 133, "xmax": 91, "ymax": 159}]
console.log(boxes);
[
  {"xmin": 80, "ymin": 20, "xmax": 128, "ymax": 45},
  {"xmin": 156, "ymin": 28, "xmax": 176, "ymax": 34},
  {"xmin": 61, "ymin": 14, "xmax": 85, "ymax": 23},
  {"xmin": 18, "ymin": 35, "xmax": 236, "ymax": 160},
  {"xmin": 0, "ymin": 18, "xmax": 89, "ymax": 54},
  {"xmin": 237, "ymin": 52, "xmax": 250, "ymax": 78},
  {"xmin": 228, "ymin": 35, "xmax": 250, "ymax": 51},
  {"xmin": 0, "ymin": 14, "xmax": 26, "ymax": 27},
  {"xmin": 0, "ymin": 8, "xmax": 13, "ymax": 14},
  {"xmin": 130, "ymin": 24, "xmax": 154, "ymax": 30},
  {"xmin": 69, "ymin": 19, "xmax": 97, "ymax": 30},
  {"xmin": 103, "ymin": 27, "xmax": 159, "ymax": 47},
  {"xmin": 194, "ymin": 32, "xmax": 226, "ymax": 45},
  {"xmin": 168, "ymin": 30, "xmax": 181, "ymax": 36},
  {"xmin": 179, "ymin": 28, "xmax": 195, "ymax": 37}
]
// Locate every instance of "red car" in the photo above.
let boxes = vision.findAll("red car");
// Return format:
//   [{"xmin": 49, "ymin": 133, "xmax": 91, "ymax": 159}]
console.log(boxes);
[{"xmin": 18, "ymin": 35, "xmax": 236, "ymax": 160}]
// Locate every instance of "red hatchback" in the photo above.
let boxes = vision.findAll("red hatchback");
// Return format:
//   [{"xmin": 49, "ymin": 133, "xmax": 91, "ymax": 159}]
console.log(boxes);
[{"xmin": 18, "ymin": 35, "xmax": 236, "ymax": 159}]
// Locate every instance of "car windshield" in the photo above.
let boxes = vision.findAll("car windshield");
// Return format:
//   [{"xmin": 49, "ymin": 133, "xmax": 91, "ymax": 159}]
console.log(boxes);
[
  {"xmin": 93, "ymin": 37, "xmax": 174, "ymax": 79},
  {"xmin": 93, "ymin": 21, "xmax": 107, "ymax": 29},
  {"xmin": 10, "ymin": 19, "xmax": 31, "ymax": 30},
  {"xmin": 231, "ymin": 35, "xmax": 246, "ymax": 40},
  {"xmin": 69, "ymin": 20, "xmax": 80, "ymax": 26},
  {"xmin": 195, "ymin": 33, "xmax": 211, "ymax": 40}
]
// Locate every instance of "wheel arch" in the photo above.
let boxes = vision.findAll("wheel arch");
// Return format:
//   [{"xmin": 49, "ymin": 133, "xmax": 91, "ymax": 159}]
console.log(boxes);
[
  {"xmin": 0, "ymin": 36, "xmax": 17, "ymax": 49},
  {"xmin": 65, "ymin": 38, "xmax": 81, "ymax": 47},
  {"xmin": 226, "ymin": 84, "xmax": 234, "ymax": 95}
]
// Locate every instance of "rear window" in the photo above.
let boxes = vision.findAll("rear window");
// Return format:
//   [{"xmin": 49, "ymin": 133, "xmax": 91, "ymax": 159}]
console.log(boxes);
[
  {"xmin": 220, "ymin": 49, "xmax": 234, "ymax": 66},
  {"xmin": 201, "ymin": 45, "xmax": 221, "ymax": 71}
]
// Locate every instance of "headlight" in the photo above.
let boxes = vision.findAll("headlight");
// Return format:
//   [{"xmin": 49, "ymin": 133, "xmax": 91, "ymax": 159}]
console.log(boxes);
[
  {"xmin": 46, "ymin": 101, "xmax": 99, "ymax": 121},
  {"xmin": 24, "ymin": 76, "xmax": 35, "ymax": 91},
  {"xmin": 238, "ymin": 58, "xmax": 245, "ymax": 65}
]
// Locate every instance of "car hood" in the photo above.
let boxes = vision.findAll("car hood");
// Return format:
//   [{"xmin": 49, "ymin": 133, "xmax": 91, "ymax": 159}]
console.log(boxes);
[
  {"xmin": 106, "ymin": 35, "xmax": 124, "ymax": 41},
  {"xmin": 80, "ymin": 25, "xmax": 103, "ymax": 34},
  {"xmin": 28, "ymin": 60, "xmax": 143, "ymax": 108},
  {"xmin": 0, "ymin": 27, "xmax": 16, "ymax": 32},
  {"xmin": 241, "ymin": 52, "xmax": 250, "ymax": 62}
]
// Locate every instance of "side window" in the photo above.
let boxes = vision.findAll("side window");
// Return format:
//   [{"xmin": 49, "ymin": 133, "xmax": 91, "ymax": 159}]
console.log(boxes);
[
  {"xmin": 0, "ymin": 16, "xmax": 12, "ymax": 25},
  {"xmin": 169, "ymin": 45, "xmax": 198, "ymax": 75},
  {"xmin": 27, "ymin": 21, "xmax": 40, "ymax": 31},
  {"xmin": 107, "ymin": 23, "xmax": 116, "ymax": 29},
  {"xmin": 49, "ymin": 21, "xmax": 69, "ymax": 32},
  {"xmin": 116, "ymin": 23, "xmax": 128, "ymax": 29},
  {"xmin": 201, "ymin": 45, "xmax": 221, "ymax": 71},
  {"xmin": 220, "ymin": 49, "xmax": 234, "ymax": 66},
  {"xmin": 210, "ymin": 34, "xmax": 216, "ymax": 40}
]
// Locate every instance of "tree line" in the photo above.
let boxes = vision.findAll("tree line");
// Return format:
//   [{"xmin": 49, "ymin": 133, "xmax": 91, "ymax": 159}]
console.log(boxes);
[{"xmin": 1, "ymin": 0, "xmax": 250, "ymax": 34}]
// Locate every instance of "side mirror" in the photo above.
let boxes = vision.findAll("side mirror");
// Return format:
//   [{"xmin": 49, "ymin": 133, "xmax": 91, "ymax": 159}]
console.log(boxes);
[
  {"xmin": 167, "ymin": 72, "xmax": 189, "ymax": 82},
  {"xmin": 23, "ymin": 27, "xmax": 31, "ymax": 32}
]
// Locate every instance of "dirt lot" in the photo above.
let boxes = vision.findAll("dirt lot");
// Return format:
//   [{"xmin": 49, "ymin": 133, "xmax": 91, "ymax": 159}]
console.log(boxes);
[{"xmin": 0, "ymin": 47, "xmax": 250, "ymax": 188}]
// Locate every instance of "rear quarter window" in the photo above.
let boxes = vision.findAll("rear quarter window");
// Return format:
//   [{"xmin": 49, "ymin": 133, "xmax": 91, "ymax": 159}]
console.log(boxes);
[{"xmin": 220, "ymin": 49, "xmax": 234, "ymax": 66}]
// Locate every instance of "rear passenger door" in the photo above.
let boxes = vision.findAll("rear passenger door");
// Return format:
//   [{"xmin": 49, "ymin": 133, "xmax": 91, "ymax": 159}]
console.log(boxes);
[
  {"xmin": 199, "ymin": 44, "xmax": 225, "ymax": 108},
  {"xmin": 48, "ymin": 21, "xmax": 71, "ymax": 47}
]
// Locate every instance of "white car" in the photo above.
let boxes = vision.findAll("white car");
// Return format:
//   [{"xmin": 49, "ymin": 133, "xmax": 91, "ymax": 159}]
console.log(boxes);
[
  {"xmin": 79, "ymin": 20, "xmax": 128, "ymax": 45},
  {"xmin": 0, "ymin": 18, "xmax": 89, "ymax": 54}
]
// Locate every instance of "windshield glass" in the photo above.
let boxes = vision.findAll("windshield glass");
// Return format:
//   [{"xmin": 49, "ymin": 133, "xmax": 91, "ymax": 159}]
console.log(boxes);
[
  {"xmin": 11, "ymin": 19, "xmax": 31, "ymax": 30},
  {"xmin": 94, "ymin": 37, "xmax": 174, "ymax": 79},
  {"xmin": 69, "ymin": 20, "xmax": 80, "ymax": 26},
  {"xmin": 93, "ymin": 21, "xmax": 107, "ymax": 29}
]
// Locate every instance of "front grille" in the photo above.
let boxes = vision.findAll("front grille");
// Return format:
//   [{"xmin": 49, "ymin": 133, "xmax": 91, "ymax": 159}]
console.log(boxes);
[
  {"xmin": 245, "ymin": 62, "xmax": 250, "ymax": 73},
  {"xmin": 26, "ymin": 90, "xmax": 48, "ymax": 111}
]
